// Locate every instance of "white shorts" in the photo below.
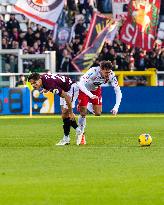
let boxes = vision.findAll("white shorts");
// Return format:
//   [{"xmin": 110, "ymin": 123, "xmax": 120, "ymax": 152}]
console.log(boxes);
[{"xmin": 60, "ymin": 83, "xmax": 79, "ymax": 109}]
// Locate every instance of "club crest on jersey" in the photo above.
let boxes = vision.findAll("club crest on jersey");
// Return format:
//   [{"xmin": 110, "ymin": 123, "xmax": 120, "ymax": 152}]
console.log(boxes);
[
  {"xmin": 27, "ymin": 0, "xmax": 62, "ymax": 12},
  {"xmin": 53, "ymin": 89, "xmax": 59, "ymax": 95}
]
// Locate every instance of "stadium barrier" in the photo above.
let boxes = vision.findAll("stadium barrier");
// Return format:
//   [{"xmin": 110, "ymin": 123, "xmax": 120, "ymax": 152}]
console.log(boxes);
[
  {"xmin": 1, "ymin": 86, "xmax": 164, "ymax": 115},
  {"xmin": 115, "ymin": 70, "xmax": 157, "ymax": 86},
  {"xmin": 0, "ymin": 70, "xmax": 160, "ymax": 87}
]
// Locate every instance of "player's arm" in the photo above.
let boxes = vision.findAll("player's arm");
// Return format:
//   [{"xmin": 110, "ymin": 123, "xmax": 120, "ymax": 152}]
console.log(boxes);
[
  {"xmin": 77, "ymin": 81, "xmax": 97, "ymax": 99},
  {"xmin": 109, "ymin": 73, "xmax": 122, "ymax": 115},
  {"xmin": 112, "ymin": 86, "xmax": 122, "ymax": 115},
  {"xmin": 77, "ymin": 68, "xmax": 98, "ymax": 99},
  {"xmin": 60, "ymin": 90, "xmax": 75, "ymax": 120}
]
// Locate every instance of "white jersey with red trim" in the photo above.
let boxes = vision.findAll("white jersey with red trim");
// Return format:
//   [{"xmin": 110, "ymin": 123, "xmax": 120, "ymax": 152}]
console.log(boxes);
[
  {"xmin": 78, "ymin": 66, "xmax": 122, "ymax": 111},
  {"xmin": 79, "ymin": 66, "xmax": 119, "ymax": 91}
]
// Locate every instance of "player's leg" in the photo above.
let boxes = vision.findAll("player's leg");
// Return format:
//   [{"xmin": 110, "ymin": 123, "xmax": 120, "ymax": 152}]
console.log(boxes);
[
  {"xmin": 78, "ymin": 90, "xmax": 89, "ymax": 144},
  {"xmin": 91, "ymin": 87, "xmax": 102, "ymax": 116},
  {"xmin": 78, "ymin": 90, "xmax": 88, "ymax": 134},
  {"xmin": 78, "ymin": 105, "xmax": 87, "ymax": 144},
  {"xmin": 93, "ymin": 105, "xmax": 102, "ymax": 116},
  {"xmin": 56, "ymin": 100, "xmax": 71, "ymax": 146},
  {"xmin": 60, "ymin": 83, "xmax": 82, "ymax": 145},
  {"xmin": 78, "ymin": 106, "xmax": 87, "ymax": 133}
]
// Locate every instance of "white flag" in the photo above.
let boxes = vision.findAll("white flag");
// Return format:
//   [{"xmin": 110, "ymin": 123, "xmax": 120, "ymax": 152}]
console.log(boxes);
[
  {"xmin": 112, "ymin": 0, "xmax": 130, "ymax": 20},
  {"xmin": 14, "ymin": 0, "xmax": 64, "ymax": 30}
]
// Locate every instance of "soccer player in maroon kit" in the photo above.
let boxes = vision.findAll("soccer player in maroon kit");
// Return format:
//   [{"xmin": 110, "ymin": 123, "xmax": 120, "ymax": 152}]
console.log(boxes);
[{"xmin": 28, "ymin": 72, "xmax": 83, "ymax": 145}]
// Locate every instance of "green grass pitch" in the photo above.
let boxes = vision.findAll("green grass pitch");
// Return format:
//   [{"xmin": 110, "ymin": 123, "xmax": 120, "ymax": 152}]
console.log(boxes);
[{"xmin": 0, "ymin": 114, "xmax": 163, "ymax": 205}]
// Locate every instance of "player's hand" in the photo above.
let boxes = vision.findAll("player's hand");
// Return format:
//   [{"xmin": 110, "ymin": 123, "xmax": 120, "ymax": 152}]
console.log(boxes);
[
  {"xmin": 90, "ymin": 95, "xmax": 98, "ymax": 100},
  {"xmin": 69, "ymin": 112, "xmax": 76, "ymax": 120},
  {"xmin": 110, "ymin": 109, "xmax": 118, "ymax": 116}
]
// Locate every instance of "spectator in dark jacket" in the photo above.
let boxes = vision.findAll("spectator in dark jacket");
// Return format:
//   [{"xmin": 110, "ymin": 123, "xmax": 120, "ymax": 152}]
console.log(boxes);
[
  {"xmin": 6, "ymin": 14, "xmax": 20, "ymax": 32},
  {"xmin": 24, "ymin": 27, "xmax": 35, "ymax": 47}
]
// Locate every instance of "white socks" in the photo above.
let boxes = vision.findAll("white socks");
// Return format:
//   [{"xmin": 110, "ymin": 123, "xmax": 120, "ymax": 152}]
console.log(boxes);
[
  {"xmin": 78, "ymin": 115, "xmax": 86, "ymax": 133},
  {"xmin": 64, "ymin": 135, "xmax": 70, "ymax": 141}
]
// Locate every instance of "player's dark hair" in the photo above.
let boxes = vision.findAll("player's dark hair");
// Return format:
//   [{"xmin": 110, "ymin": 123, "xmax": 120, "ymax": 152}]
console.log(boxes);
[
  {"xmin": 28, "ymin": 73, "xmax": 40, "ymax": 81},
  {"xmin": 100, "ymin": 61, "xmax": 113, "ymax": 70}
]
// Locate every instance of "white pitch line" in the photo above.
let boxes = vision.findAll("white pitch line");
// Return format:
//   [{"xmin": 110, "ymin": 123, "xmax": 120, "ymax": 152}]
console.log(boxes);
[{"xmin": 1, "ymin": 114, "xmax": 164, "ymax": 119}]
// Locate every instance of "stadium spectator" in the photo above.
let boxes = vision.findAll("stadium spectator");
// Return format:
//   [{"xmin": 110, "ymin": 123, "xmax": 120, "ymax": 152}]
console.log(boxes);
[
  {"xmin": 10, "ymin": 27, "xmax": 20, "ymax": 42},
  {"xmin": 6, "ymin": 14, "xmax": 20, "ymax": 32},
  {"xmin": 39, "ymin": 27, "xmax": 49, "ymax": 46},
  {"xmin": 0, "ymin": 15, "xmax": 5, "ymax": 30},
  {"xmin": 32, "ymin": 42, "xmax": 41, "ymax": 54},
  {"xmin": 2, "ymin": 30, "xmax": 9, "ymax": 42},
  {"xmin": 136, "ymin": 50, "xmax": 146, "ymax": 71},
  {"xmin": 45, "ymin": 38, "xmax": 57, "ymax": 51},
  {"xmin": 24, "ymin": 27, "xmax": 35, "ymax": 47},
  {"xmin": 59, "ymin": 48, "xmax": 73, "ymax": 72},
  {"xmin": 15, "ymin": 74, "xmax": 26, "ymax": 87},
  {"xmin": 19, "ymin": 32, "xmax": 26, "ymax": 48},
  {"xmin": 21, "ymin": 40, "xmax": 28, "ymax": 52},
  {"xmin": 2, "ymin": 38, "xmax": 9, "ymax": 49},
  {"xmin": 74, "ymin": 18, "xmax": 86, "ymax": 43},
  {"xmin": 67, "ymin": 35, "xmax": 82, "ymax": 56},
  {"xmin": 11, "ymin": 40, "xmax": 19, "ymax": 49},
  {"xmin": 145, "ymin": 51, "xmax": 159, "ymax": 69}
]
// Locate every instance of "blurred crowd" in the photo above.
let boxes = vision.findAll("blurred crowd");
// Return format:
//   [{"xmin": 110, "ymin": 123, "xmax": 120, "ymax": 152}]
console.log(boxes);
[{"xmin": 0, "ymin": 0, "xmax": 164, "ymax": 76}]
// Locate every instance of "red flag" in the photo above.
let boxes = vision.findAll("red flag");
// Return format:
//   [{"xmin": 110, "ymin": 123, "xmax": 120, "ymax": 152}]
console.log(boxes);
[
  {"xmin": 120, "ymin": 0, "xmax": 161, "ymax": 50},
  {"xmin": 83, "ymin": 12, "xmax": 114, "ymax": 49},
  {"xmin": 72, "ymin": 23, "xmax": 118, "ymax": 72}
]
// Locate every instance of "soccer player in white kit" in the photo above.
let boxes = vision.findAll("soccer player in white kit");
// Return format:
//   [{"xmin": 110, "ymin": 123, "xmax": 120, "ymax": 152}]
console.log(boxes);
[{"xmin": 77, "ymin": 61, "xmax": 122, "ymax": 144}]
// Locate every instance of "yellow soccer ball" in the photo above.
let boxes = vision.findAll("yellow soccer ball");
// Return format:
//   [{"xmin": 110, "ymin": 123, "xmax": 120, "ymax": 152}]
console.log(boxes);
[{"xmin": 138, "ymin": 134, "xmax": 152, "ymax": 146}]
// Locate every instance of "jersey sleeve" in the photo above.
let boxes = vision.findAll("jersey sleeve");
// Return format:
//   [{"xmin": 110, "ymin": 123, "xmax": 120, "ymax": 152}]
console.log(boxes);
[
  {"xmin": 108, "ymin": 71, "xmax": 119, "ymax": 88},
  {"xmin": 108, "ymin": 71, "xmax": 122, "ymax": 111}
]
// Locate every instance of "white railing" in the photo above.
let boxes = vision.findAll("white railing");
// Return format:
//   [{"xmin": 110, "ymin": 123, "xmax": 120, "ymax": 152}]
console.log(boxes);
[
  {"xmin": 0, "ymin": 71, "xmax": 164, "ymax": 87},
  {"xmin": 0, "ymin": 49, "xmax": 56, "ymax": 73}
]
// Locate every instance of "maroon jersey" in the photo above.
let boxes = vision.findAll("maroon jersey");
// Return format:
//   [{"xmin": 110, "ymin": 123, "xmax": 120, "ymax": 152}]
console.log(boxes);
[{"xmin": 41, "ymin": 73, "xmax": 73, "ymax": 96}]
